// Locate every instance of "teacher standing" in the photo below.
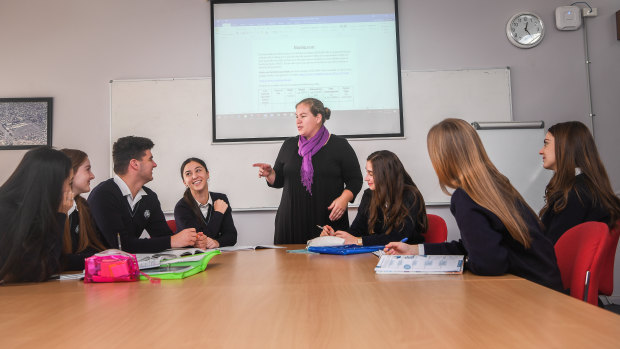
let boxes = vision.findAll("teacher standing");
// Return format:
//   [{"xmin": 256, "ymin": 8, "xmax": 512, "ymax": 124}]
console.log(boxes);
[{"xmin": 254, "ymin": 98, "xmax": 363, "ymax": 244}]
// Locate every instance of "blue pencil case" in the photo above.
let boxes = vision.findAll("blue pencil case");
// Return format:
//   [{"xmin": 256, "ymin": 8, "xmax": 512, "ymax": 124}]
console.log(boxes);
[{"xmin": 307, "ymin": 244, "xmax": 384, "ymax": 255}]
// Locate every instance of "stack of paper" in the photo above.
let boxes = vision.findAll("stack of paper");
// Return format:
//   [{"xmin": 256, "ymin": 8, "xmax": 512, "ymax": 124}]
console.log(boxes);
[{"xmin": 374, "ymin": 255, "xmax": 464, "ymax": 274}]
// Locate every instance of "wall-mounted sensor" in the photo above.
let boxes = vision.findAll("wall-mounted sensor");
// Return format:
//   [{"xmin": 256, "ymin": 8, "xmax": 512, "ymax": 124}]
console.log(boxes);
[{"xmin": 556, "ymin": 6, "xmax": 582, "ymax": 30}]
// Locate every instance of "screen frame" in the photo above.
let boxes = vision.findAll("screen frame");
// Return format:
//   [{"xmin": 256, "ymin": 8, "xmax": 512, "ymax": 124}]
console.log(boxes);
[{"xmin": 210, "ymin": 0, "xmax": 404, "ymax": 143}]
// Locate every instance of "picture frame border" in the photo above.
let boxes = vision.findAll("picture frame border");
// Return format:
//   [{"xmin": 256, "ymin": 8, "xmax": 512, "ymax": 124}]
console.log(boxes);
[{"xmin": 0, "ymin": 97, "xmax": 53, "ymax": 150}]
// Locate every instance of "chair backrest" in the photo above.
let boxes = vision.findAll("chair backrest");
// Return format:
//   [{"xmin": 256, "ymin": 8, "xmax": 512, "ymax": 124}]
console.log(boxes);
[
  {"xmin": 424, "ymin": 214, "xmax": 448, "ymax": 243},
  {"xmin": 599, "ymin": 221, "xmax": 620, "ymax": 296},
  {"xmin": 167, "ymin": 220, "xmax": 177, "ymax": 233},
  {"xmin": 554, "ymin": 221, "xmax": 609, "ymax": 305}
]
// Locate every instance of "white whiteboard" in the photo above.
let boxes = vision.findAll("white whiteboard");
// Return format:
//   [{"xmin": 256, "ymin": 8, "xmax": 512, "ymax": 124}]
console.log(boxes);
[
  {"xmin": 478, "ymin": 128, "xmax": 553, "ymax": 213},
  {"xmin": 110, "ymin": 68, "xmax": 513, "ymax": 211}
]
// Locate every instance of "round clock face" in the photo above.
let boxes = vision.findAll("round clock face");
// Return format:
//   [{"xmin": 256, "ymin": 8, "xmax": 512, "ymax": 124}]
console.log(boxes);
[{"xmin": 506, "ymin": 12, "xmax": 545, "ymax": 48}]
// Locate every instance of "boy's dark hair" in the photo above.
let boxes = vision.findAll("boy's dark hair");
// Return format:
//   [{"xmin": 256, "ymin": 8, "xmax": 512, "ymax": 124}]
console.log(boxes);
[{"xmin": 112, "ymin": 136, "xmax": 154, "ymax": 175}]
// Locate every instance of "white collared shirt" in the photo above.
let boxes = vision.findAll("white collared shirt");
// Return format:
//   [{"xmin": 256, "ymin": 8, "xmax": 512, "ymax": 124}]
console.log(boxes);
[
  {"xmin": 67, "ymin": 200, "xmax": 77, "ymax": 216},
  {"xmin": 196, "ymin": 193, "xmax": 213, "ymax": 218},
  {"xmin": 113, "ymin": 175, "xmax": 147, "ymax": 210},
  {"xmin": 575, "ymin": 167, "xmax": 582, "ymax": 176}
]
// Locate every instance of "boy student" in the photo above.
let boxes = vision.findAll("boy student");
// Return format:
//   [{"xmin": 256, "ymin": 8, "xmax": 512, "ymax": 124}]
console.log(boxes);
[{"xmin": 88, "ymin": 136, "xmax": 204, "ymax": 253}]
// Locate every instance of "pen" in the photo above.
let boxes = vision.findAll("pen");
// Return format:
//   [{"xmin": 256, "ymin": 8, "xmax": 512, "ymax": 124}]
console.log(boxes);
[
  {"xmin": 117, "ymin": 233, "xmax": 122, "ymax": 251},
  {"xmin": 316, "ymin": 225, "xmax": 324, "ymax": 230}
]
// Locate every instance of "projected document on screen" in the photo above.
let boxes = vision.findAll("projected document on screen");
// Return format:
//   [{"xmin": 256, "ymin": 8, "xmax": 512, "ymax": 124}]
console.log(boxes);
[{"xmin": 212, "ymin": 0, "xmax": 402, "ymax": 141}]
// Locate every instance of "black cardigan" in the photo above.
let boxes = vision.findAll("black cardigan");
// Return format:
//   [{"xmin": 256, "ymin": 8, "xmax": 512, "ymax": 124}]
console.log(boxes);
[
  {"xmin": 541, "ymin": 173, "xmax": 610, "ymax": 244},
  {"xmin": 88, "ymin": 178, "xmax": 172, "ymax": 253},
  {"xmin": 349, "ymin": 189, "xmax": 425, "ymax": 246},
  {"xmin": 173, "ymin": 191, "xmax": 237, "ymax": 247},
  {"xmin": 424, "ymin": 188, "xmax": 563, "ymax": 291}
]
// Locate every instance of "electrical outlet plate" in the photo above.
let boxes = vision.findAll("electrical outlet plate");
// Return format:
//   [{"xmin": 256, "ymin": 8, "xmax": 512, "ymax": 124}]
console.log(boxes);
[
  {"xmin": 582, "ymin": 7, "xmax": 598, "ymax": 17},
  {"xmin": 556, "ymin": 6, "xmax": 582, "ymax": 30}
]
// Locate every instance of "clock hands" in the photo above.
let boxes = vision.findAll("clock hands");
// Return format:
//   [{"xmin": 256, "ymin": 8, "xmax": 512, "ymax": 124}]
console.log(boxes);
[{"xmin": 524, "ymin": 22, "xmax": 531, "ymax": 35}]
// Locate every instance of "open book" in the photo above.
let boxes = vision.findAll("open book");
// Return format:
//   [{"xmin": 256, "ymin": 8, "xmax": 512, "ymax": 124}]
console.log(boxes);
[
  {"xmin": 375, "ymin": 255, "xmax": 464, "ymax": 274},
  {"xmin": 136, "ymin": 246, "xmax": 285, "ymax": 269},
  {"xmin": 135, "ymin": 248, "xmax": 210, "ymax": 269}
]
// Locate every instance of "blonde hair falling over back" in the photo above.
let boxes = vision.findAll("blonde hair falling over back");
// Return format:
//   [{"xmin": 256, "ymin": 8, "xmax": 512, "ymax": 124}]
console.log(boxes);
[{"xmin": 427, "ymin": 118, "xmax": 537, "ymax": 248}]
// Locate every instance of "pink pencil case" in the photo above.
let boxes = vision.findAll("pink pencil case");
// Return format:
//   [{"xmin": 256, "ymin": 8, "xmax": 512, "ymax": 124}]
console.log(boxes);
[{"xmin": 84, "ymin": 249, "xmax": 140, "ymax": 283}]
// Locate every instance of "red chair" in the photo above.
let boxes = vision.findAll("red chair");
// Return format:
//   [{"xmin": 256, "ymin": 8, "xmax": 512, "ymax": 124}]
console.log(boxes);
[
  {"xmin": 423, "ymin": 214, "xmax": 448, "ymax": 243},
  {"xmin": 167, "ymin": 220, "xmax": 177, "ymax": 233},
  {"xmin": 554, "ymin": 221, "xmax": 610, "ymax": 305},
  {"xmin": 598, "ymin": 221, "xmax": 620, "ymax": 296}
]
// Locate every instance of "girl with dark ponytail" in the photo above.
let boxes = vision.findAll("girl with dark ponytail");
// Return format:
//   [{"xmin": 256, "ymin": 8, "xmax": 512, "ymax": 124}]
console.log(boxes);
[{"xmin": 174, "ymin": 157, "xmax": 237, "ymax": 248}]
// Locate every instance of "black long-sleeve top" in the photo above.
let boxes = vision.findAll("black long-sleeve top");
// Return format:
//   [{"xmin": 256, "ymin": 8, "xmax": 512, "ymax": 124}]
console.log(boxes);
[
  {"xmin": 541, "ymin": 173, "xmax": 610, "ymax": 245},
  {"xmin": 349, "ymin": 189, "xmax": 425, "ymax": 246},
  {"xmin": 424, "ymin": 188, "xmax": 563, "ymax": 291},
  {"xmin": 88, "ymin": 178, "xmax": 172, "ymax": 253},
  {"xmin": 174, "ymin": 191, "xmax": 237, "ymax": 247},
  {"xmin": 63, "ymin": 208, "xmax": 108, "ymax": 271},
  {"xmin": 269, "ymin": 134, "xmax": 363, "ymax": 244},
  {"xmin": 0, "ymin": 201, "xmax": 65, "ymax": 282}
]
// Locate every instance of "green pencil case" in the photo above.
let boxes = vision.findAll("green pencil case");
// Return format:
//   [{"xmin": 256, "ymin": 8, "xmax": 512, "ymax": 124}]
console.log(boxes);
[{"xmin": 139, "ymin": 250, "xmax": 220, "ymax": 280}]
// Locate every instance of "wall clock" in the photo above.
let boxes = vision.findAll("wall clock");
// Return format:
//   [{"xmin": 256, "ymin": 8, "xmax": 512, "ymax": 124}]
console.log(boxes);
[{"xmin": 507, "ymin": 12, "xmax": 545, "ymax": 48}]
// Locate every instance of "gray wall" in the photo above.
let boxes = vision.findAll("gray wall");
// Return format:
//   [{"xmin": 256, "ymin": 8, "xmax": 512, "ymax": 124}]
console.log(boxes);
[{"xmin": 1, "ymin": 0, "xmax": 619, "ymax": 298}]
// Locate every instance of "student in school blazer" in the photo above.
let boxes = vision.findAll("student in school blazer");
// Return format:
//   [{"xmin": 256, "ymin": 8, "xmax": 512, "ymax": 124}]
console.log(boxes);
[
  {"xmin": 538, "ymin": 121, "xmax": 620, "ymax": 244},
  {"xmin": 0, "ymin": 147, "xmax": 73, "ymax": 283},
  {"xmin": 174, "ymin": 191, "xmax": 237, "ymax": 247},
  {"xmin": 320, "ymin": 150, "xmax": 427, "ymax": 246},
  {"xmin": 174, "ymin": 158, "xmax": 237, "ymax": 248},
  {"xmin": 386, "ymin": 119, "xmax": 563, "ymax": 291},
  {"xmin": 60, "ymin": 149, "xmax": 107, "ymax": 271},
  {"xmin": 88, "ymin": 136, "xmax": 201, "ymax": 253}
]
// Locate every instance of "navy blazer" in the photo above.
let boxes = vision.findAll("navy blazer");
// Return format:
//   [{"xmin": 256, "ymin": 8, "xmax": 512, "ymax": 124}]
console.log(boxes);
[
  {"xmin": 174, "ymin": 191, "xmax": 237, "ymax": 247},
  {"xmin": 424, "ymin": 188, "xmax": 563, "ymax": 291},
  {"xmin": 541, "ymin": 173, "xmax": 610, "ymax": 244}
]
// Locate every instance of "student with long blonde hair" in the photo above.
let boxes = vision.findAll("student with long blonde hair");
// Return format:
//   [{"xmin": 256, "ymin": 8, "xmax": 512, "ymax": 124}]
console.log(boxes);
[
  {"xmin": 539, "ymin": 121, "xmax": 620, "ymax": 244},
  {"xmin": 60, "ymin": 149, "xmax": 108, "ymax": 270},
  {"xmin": 386, "ymin": 119, "xmax": 562, "ymax": 290}
]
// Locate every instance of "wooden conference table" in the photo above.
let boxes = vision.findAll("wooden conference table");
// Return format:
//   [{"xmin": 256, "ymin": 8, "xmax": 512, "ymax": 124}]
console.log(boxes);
[{"xmin": 1, "ymin": 246, "xmax": 620, "ymax": 348}]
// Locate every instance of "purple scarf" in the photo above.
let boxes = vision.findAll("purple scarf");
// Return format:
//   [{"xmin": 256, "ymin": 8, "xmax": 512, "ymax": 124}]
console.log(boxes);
[{"xmin": 298, "ymin": 126, "xmax": 330, "ymax": 195}]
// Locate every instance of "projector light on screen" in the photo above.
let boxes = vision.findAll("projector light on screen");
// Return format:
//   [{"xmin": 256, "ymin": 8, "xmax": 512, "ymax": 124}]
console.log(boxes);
[{"xmin": 211, "ymin": 0, "xmax": 403, "ymax": 142}]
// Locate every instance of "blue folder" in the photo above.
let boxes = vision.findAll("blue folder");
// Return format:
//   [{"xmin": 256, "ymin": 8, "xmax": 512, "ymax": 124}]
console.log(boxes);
[{"xmin": 307, "ymin": 244, "xmax": 385, "ymax": 255}]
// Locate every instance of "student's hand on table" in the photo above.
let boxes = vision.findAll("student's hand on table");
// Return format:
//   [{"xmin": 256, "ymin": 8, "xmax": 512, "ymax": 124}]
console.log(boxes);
[
  {"xmin": 213, "ymin": 199, "xmax": 228, "ymax": 213},
  {"xmin": 320, "ymin": 225, "xmax": 335, "ymax": 236},
  {"xmin": 252, "ymin": 163, "xmax": 276, "ymax": 184},
  {"xmin": 194, "ymin": 232, "xmax": 208, "ymax": 249},
  {"xmin": 205, "ymin": 237, "xmax": 220, "ymax": 249},
  {"xmin": 171, "ymin": 228, "xmax": 197, "ymax": 248},
  {"xmin": 333, "ymin": 230, "xmax": 358, "ymax": 245},
  {"xmin": 384, "ymin": 242, "xmax": 419, "ymax": 255},
  {"xmin": 327, "ymin": 196, "xmax": 348, "ymax": 221},
  {"xmin": 58, "ymin": 189, "xmax": 73, "ymax": 214}
]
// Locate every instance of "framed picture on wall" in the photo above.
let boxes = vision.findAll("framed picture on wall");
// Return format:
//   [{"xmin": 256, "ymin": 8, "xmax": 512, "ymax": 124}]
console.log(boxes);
[{"xmin": 0, "ymin": 97, "xmax": 53, "ymax": 150}]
